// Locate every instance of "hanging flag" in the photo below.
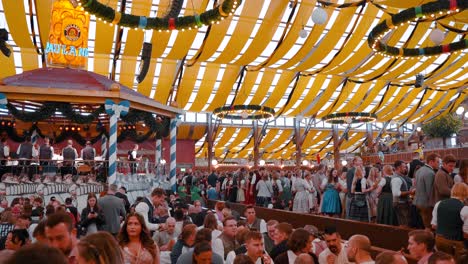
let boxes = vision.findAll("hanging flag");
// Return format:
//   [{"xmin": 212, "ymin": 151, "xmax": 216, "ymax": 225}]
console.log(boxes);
[{"xmin": 31, "ymin": 130, "xmax": 39, "ymax": 145}]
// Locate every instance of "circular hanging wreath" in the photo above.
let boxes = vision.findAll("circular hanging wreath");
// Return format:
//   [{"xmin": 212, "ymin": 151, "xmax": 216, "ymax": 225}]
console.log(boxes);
[
  {"xmin": 367, "ymin": 0, "xmax": 468, "ymax": 57},
  {"xmin": 77, "ymin": 0, "xmax": 242, "ymax": 31},
  {"xmin": 322, "ymin": 112, "xmax": 377, "ymax": 124},
  {"xmin": 213, "ymin": 105, "xmax": 275, "ymax": 120}
]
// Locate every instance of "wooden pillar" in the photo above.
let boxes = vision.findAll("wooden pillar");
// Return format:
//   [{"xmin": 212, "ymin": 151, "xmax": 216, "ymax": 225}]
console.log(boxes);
[
  {"xmin": 253, "ymin": 120, "xmax": 260, "ymax": 168},
  {"xmin": 295, "ymin": 117, "xmax": 302, "ymax": 168},
  {"xmin": 207, "ymin": 113, "xmax": 214, "ymax": 172},
  {"xmin": 333, "ymin": 124, "xmax": 340, "ymax": 169},
  {"xmin": 366, "ymin": 123, "xmax": 374, "ymax": 153}
]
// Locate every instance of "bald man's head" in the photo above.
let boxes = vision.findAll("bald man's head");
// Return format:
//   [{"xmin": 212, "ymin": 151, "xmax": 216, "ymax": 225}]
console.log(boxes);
[
  {"xmin": 349, "ymin": 234, "xmax": 372, "ymax": 252},
  {"xmin": 347, "ymin": 235, "xmax": 372, "ymax": 262},
  {"xmin": 294, "ymin": 253, "xmax": 314, "ymax": 264}
]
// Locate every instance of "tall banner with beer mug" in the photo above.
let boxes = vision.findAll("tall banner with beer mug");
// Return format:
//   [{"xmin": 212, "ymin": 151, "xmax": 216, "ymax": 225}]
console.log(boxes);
[{"xmin": 46, "ymin": 0, "xmax": 90, "ymax": 69}]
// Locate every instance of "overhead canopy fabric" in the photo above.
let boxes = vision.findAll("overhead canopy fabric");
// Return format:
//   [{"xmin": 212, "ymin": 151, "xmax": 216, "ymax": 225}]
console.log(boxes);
[{"xmin": 0, "ymin": 0, "xmax": 466, "ymax": 159}]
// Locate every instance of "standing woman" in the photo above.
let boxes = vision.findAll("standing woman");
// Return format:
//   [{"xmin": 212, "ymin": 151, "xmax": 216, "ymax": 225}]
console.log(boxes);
[
  {"xmin": 320, "ymin": 168, "xmax": 342, "ymax": 217},
  {"xmin": 80, "ymin": 193, "xmax": 105, "ymax": 236},
  {"xmin": 244, "ymin": 172, "xmax": 252, "ymax": 204},
  {"xmin": 237, "ymin": 174, "xmax": 246, "ymax": 204},
  {"xmin": 338, "ymin": 167, "xmax": 348, "ymax": 218},
  {"xmin": 377, "ymin": 165, "xmax": 397, "ymax": 225},
  {"xmin": 454, "ymin": 159, "xmax": 468, "ymax": 184},
  {"xmin": 304, "ymin": 171, "xmax": 318, "ymax": 212},
  {"xmin": 366, "ymin": 167, "xmax": 381, "ymax": 221},
  {"xmin": 118, "ymin": 212, "xmax": 160, "ymax": 264},
  {"xmin": 292, "ymin": 173, "xmax": 313, "ymax": 213},
  {"xmin": 349, "ymin": 167, "xmax": 370, "ymax": 222}
]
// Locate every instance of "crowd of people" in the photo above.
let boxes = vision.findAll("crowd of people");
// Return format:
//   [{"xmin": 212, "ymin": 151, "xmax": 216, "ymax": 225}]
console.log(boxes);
[{"xmin": 0, "ymin": 152, "xmax": 466, "ymax": 263}]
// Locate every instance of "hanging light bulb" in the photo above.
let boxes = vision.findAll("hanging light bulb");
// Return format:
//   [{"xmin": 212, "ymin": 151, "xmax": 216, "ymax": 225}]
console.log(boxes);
[
  {"xmin": 456, "ymin": 106, "xmax": 464, "ymax": 115},
  {"xmin": 241, "ymin": 111, "xmax": 249, "ymax": 119},
  {"xmin": 345, "ymin": 116, "xmax": 353, "ymax": 124},
  {"xmin": 299, "ymin": 27, "xmax": 308, "ymax": 38},
  {"xmin": 259, "ymin": 159, "xmax": 266, "ymax": 166},
  {"xmin": 429, "ymin": 29, "xmax": 445, "ymax": 45},
  {"xmin": 311, "ymin": 7, "xmax": 328, "ymax": 25}
]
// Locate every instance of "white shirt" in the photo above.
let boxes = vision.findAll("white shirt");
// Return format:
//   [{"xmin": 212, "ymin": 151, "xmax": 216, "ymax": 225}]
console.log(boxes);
[
  {"xmin": 212, "ymin": 237, "xmax": 225, "ymax": 261},
  {"xmin": 391, "ymin": 175, "xmax": 407, "ymax": 199},
  {"xmin": 257, "ymin": 180, "xmax": 273, "ymax": 197},
  {"xmin": 3, "ymin": 145, "xmax": 9, "ymax": 157},
  {"xmin": 225, "ymin": 250, "xmax": 236, "ymax": 264},
  {"xmin": 287, "ymin": 250, "xmax": 298, "ymax": 263},
  {"xmin": 134, "ymin": 202, "xmax": 160, "ymax": 231},
  {"xmin": 251, "ymin": 173, "xmax": 257, "ymax": 186},
  {"xmin": 431, "ymin": 200, "xmax": 468, "ymax": 234},
  {"xmin": 274, "ymin": 179, "xmax": 283, "ymax": 192},
  {"xmin": 318, "ymin": 246, "xmax": 350, "ymax": 264},
  {"xmin": 378, "ymin": 178, "xmax": 386, "ymax": 187},
  {"xmin": 17, "ymin": 144, "xmax": 38, "ymax": 157}
]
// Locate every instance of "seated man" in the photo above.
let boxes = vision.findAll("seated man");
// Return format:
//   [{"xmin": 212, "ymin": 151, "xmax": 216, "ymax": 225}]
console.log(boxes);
[
  {"xmin": 318, "ymin": 226, "xmax": 349, "ymax": 264},
  {"xmin": 212, "ymin": 216, "xmax": 238, "ymax": 260},
  {"xmin": 407, "ymin": 230, "xmax": 434, "ymax": 264},
  {"xmin": 153, "ymin": 217, "xmax": 177, "ymax": 251},
  {"xmin": 244, "ymin": 230, "xmax": 274, "ymax": 264}
]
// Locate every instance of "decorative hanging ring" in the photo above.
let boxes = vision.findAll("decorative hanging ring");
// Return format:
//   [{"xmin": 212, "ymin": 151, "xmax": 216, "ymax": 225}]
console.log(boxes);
[
  {"xmin": 213, "ymin": 105, "xmax": 275, "ymax": 120},
  {"xmin": 76, "ymin": 0, "xmax": 241, "ymax": 31},
  {"xmin": 368, "ymin": 0, "xmax": 468, "ymax": 58},
  {"xmin": 323, "ymin": 112, "xmax": 377, "ymax": 124}
]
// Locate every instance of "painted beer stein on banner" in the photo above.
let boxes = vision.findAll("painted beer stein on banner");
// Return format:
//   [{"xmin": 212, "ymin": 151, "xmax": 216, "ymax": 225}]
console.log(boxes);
[{"xmin": 46, "ymin": 0, "xmax": 90, "ymax": 69}]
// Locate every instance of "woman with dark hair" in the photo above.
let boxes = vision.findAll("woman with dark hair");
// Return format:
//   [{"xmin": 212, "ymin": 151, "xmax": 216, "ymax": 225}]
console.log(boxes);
[
  {"xmin": 77, "ymin": 231, "xmax": 124, "ymax": 264},
  {"xmin": 192, "ymin": 241, "xmax": 213, "ymax": 264},
  {"xmin": 201, "ymin": 212, "xmax": 221, "ymax": 241},
  {"xmin": 454, "ymin": 159, "xmax": 468, "ymax": 184},
  {"xmin": 320, "ymin": 168, "xmax": 342, "ymax": 217},
  {"xmin": 0, "ymin": 229, "xmax": 29, "ymax": 262},
  {"xmin": 80, "ymin": 193, "xmax": 105, "ymax": 236},
  {"xmin": 118, "ymin": 212, "xmax": 160, "ymax": 264},
  {"xmin": 274, "ymin": 228, "xmax": 317, "ymax": 264}
]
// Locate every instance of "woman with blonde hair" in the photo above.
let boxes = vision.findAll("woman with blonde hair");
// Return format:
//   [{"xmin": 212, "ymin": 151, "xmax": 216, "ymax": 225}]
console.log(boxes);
[
  {"xmin": 77, "ymin": 231, "xmax": 124, "ymax": 264},
  {"xmin": 118, "ymin": 212, "xmax": 160, "ymax": 264},
  {"xmin": 349, "ymin": 167, "xmax": 370, "ymax": 222},
  {"xmin": 431, "ymin": 182, "xmax": 467, "ymax": 259},
  {"xmin": 376, "ymin": 165, "xmax": 397, "ymax": 225},
  {"xmin": 367, "ymin": 167, "xmax": 381, "ymax": 220}
]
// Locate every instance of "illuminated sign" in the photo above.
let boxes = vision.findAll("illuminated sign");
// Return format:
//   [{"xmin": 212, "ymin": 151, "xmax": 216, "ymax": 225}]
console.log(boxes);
[{"xmin": 46, "ymin": 0, "xmax": 90, "ymax": 69}]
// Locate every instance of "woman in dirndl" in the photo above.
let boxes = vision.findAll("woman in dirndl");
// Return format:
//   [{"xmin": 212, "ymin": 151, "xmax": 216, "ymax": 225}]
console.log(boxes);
[
  {"xmin": 320, "ymin": 168, "xmax": 342, "ymax": 217},
  {"xmin": 349, "ymin": 167, "xmax": 371, "ymax": 222},
  {"xmin": 376, "ymin": 165, "xmax": 397, "ymax": 225},
  {"xmin": 292, "ymin": 176, "xmax": 311, "ymax": 213}
]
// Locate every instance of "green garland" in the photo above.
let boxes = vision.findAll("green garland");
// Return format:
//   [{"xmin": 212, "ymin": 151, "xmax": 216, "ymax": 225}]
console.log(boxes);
[
  {"xmin": 77, "ymin": 0, "xmax": 242, "ymax": 31},
  {"xmin": 322, "ymin": 112, "xmax": 377, "ymax": 124},
  {"xmin": 213, "ymin": 104, "xmax": 276, "ymax": 120},
  {"xmin": 6, "ymin": 102, "xmax": 170, "ymax": 138},
  {"xmin": 368, "ymin": 0, "xmax": 468, "ymax": 57},
  {"xmin": 7, "ymin": 102, "xmax": 105, "ymax": 123}
]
